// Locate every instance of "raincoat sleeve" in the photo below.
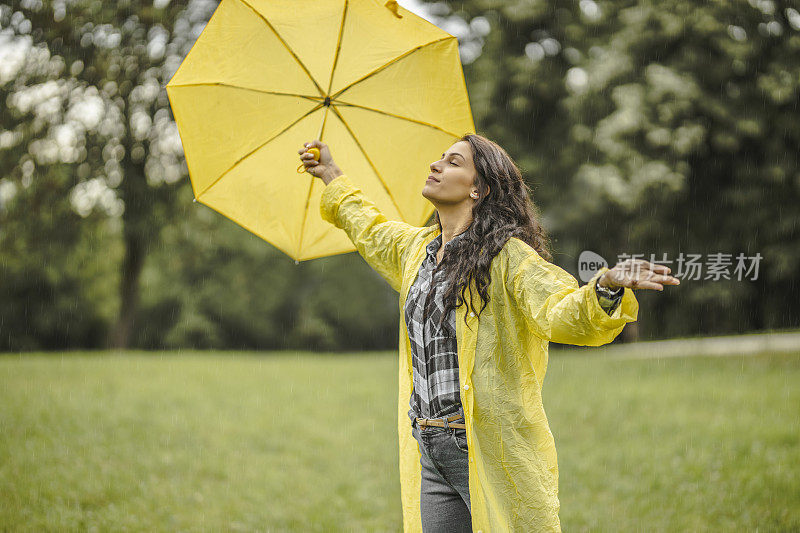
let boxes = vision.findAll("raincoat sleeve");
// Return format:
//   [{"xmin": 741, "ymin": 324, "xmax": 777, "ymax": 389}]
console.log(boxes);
[
  {"xmin": 320, "ymin": 174, "xmax": 421, "ymax": 293},
  {"xmin": 595, "ymin": 284, "xmax": 624, "ymax": 315},
  {"xmin": 509, "ymin": 247, "xmax": 639, "ymax": 346}
]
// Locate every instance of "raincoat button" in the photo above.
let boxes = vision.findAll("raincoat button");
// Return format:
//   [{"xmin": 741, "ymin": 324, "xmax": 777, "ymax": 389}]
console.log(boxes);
[
  {"xmin": 464, "ymin": 384, "xmax": 470, "ymax": 390},
  {"xmin": 469, "ymin": 311, "xmax": 475, "ymax": 317}
]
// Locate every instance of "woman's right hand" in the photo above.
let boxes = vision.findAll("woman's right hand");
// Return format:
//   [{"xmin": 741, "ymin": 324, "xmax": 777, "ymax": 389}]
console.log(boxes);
[{"xmin": 297, "ymin": 140, "xmax": 343, "ymax": 185}]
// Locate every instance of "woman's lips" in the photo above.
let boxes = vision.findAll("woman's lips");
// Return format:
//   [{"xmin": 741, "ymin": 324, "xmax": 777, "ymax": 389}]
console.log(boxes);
[{"xmin": 427, "ymin": 175, "xmax": 439, "ymax": 183}]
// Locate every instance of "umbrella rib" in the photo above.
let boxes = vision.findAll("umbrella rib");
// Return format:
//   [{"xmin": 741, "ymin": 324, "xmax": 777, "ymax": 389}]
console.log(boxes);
[
  {"xmin": 333, "ymin": 101, "xmax": 462, "ymax": 138},
  {"xmin": 331, "ymin": 36, "xmax": 453, "ymax": 100},
  {"xmin": 325, "ymin": 0, "xmax": 348, "ymax": 95},
  {"xmin": 327, "ymin": 104, "xmax": 406, "ymax": 219},
  {"xmin": 299, "ymin": 0, "xmax": 350, "ymax": 256},
  {"xmin": 196, "ymin": 104, "xmax": 323, "ymax": 199},
  {"xmin": 166, "ymin": 82, "xmax": 323, "ymax": 103},
  {"xmin": 237, "ymin": 0, "xmax": 326, "ymax": 97}
]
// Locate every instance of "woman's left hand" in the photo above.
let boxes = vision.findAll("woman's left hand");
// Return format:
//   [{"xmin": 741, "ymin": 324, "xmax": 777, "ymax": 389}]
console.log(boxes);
[{"xmin": 599, "ymin": 259, "xmax": 681, "ymax": 292}]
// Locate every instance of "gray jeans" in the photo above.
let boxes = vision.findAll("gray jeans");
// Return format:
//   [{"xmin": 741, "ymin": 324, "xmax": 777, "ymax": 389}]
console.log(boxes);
[{"xmin": 411, "ymin": 416, "xmax": 472, "ymax": 532}]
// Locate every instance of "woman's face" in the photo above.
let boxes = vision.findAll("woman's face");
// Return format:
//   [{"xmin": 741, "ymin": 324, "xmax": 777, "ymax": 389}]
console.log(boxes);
[{"xmin": 422, "ymin": 141, "xmax": 478, "ymax": 206}]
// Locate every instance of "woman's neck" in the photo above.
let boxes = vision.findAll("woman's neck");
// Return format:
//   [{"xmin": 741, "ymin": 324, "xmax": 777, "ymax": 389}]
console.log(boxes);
[{"xmin": 437, "ymin": 207, "xmax": 473, "ymax": 244}]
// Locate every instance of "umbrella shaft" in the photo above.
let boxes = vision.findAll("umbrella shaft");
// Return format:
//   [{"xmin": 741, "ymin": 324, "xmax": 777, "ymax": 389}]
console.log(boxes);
[{"xmin": 317, "ymin": 105, "xmax": 328, "ymax": 141}]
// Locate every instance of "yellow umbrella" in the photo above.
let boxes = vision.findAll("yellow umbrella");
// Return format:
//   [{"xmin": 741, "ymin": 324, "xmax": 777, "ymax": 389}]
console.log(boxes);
[{"xmin": 165, "ymin": 0, "xmax": 475, "ymax": 261}]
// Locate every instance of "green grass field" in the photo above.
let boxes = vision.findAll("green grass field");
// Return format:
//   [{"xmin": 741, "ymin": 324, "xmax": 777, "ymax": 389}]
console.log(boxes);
[{"xmin": 1, "ymin": 350, "xmax": 797, "ymax": 531}]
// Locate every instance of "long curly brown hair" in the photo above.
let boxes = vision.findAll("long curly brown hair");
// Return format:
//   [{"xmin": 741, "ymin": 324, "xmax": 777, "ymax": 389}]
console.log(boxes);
[{"xmin": 430, "ymin": 133, "xmax": 552, "ymax": 330}]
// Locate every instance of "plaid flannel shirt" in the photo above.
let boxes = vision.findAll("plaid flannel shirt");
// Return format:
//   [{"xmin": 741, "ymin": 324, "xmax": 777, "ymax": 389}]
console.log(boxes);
[{"xmin": 405, "ymin": 233, "xmax": 623, "ymax": 425}]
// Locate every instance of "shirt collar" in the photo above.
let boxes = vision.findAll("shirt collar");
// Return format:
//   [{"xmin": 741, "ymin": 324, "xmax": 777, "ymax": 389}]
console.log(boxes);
[{"xmin": 426, "ymin": 228, "xmax": 469, "ymax": 258}]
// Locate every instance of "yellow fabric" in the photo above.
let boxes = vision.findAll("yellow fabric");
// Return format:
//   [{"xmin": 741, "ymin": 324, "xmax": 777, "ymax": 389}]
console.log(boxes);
[
  {"xmin": 321, "ymin": 175, "xmax": 639, "ymax": 532},
  {"xmin": 165, "ymin": 0, "xmax": 474, "ymax": 261}
]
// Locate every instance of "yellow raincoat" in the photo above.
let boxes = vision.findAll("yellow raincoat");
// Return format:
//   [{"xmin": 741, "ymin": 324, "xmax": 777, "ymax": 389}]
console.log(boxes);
[{"xmin": 320, "ymin": 175, "xmax": 639, "ymax": 532}]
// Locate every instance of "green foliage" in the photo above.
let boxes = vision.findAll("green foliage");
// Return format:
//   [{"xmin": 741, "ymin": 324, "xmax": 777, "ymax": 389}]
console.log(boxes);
[
  {"xmin": 0, "ymin": 163, "xmax": 120, "ymax": 350},
  {"xmin": 1, "ymin": 0, "xmax": 798, "ymax": 350},
  {"xmin": 132, "ymin": 185, "xmax": 400, "ymax": 350},
  {"xmin": 0, "ymin": 0, "xmax": 217, "ymax": 349},
  {"xmin": 563, "ymin": 0, "xmax": 800, "ymax": 335}
]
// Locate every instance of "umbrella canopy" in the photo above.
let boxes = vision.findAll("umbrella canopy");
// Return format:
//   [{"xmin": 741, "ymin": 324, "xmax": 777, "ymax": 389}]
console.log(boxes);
[{"xmin": 165, "ymin": 0, "xmax": 475, "ymax": 261}]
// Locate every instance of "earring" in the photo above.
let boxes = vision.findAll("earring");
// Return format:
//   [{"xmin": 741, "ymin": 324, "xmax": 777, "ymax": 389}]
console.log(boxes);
[{"xmin": 471, "ymin": 192, "xmax": 478, "ymax": 199}]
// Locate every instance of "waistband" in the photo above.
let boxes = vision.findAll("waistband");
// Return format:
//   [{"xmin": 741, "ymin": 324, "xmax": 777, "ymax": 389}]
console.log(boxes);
[{"xmin": 414, "ymin": 412, "xmax": 466, "ymax": 430}]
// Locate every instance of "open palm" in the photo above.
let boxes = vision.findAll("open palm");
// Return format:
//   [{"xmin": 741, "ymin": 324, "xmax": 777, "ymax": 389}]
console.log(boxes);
[{"xmin": 600, "ymin": 259, "xmax": 681, "ymax": 291}]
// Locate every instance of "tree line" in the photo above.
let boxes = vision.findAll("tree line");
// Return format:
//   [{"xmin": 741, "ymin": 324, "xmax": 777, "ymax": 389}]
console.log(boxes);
[{"xmin": 1, "ymin": 0, "xmax": 797, "ymax": 351}]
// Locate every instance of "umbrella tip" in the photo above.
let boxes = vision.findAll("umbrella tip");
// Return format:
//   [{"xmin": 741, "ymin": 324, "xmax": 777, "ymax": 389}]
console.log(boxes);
[
  {"xmin": 294, "ymin": 260, "xmax": 299, "ymax": 265},
  {"xmin": 193, "ymin": 198, "xmax": 197, "ymax": 203},
  {"xmin": 385, "ymin": 0, "xmax": 403, "ymax": 18}
]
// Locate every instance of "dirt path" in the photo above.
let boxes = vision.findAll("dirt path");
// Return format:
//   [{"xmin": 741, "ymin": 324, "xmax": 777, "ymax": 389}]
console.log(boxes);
[{"xmin": 553, "ymin": 331, "xmax": 800, "ymax": 360}]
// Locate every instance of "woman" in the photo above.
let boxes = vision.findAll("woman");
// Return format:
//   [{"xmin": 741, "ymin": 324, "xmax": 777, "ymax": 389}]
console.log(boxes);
[{"xmin": 298, "ymin": 134, "xmax": 679, "ymax": 532}]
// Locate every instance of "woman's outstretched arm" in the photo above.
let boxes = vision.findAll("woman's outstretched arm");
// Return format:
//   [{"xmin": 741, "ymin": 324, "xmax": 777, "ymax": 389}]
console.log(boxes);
[
  {"xmin": 505, "ymin": 240, "xmax": 635, "ymax": 346},
  {"xmin": 320, "ymin": 175, "xmax": 421, "ymax": 292},
  {"xmin": 507, "ymin": 241, "xmax": 679, "ymax": 346},
  {"xmin": 299, "ymin": 140, "xmax": 422, "ymax": 293},
  {"xmin": 510, "ymin": 260, "xmax": 638, "ymax": 346}
]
